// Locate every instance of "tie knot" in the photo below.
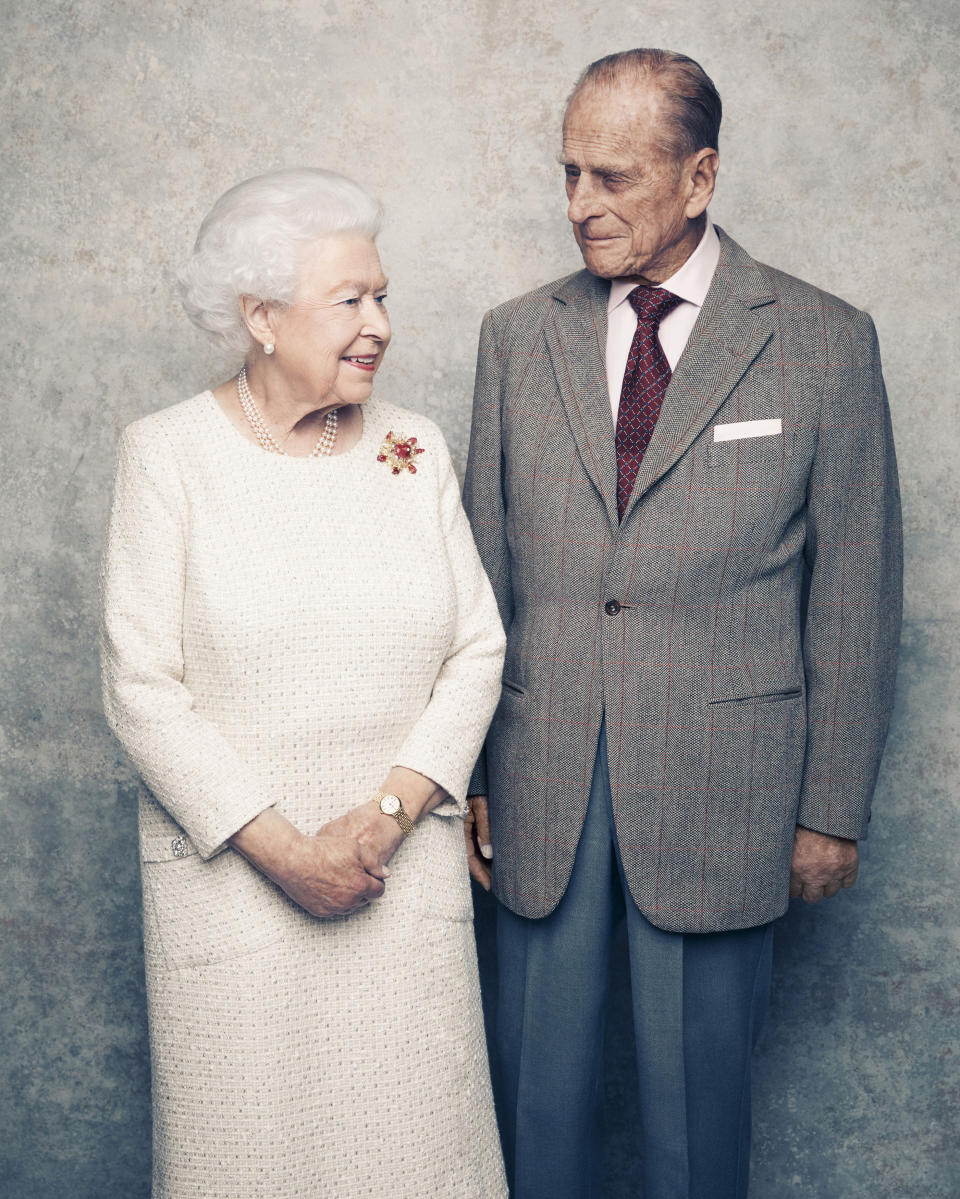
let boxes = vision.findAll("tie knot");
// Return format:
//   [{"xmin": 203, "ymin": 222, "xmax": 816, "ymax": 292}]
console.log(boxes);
[{"xmin": 627, "ymin": 286, "xmax": 683, "ymax": 328}]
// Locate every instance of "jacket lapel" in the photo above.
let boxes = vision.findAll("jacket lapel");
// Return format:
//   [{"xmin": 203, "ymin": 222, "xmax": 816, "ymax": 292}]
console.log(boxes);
[
  {"xmin": 621, "ymin": 228, "xmax": 777, "ymax": 522},
  {"xmin": 544, "ymin": 270, "xmax": 619, "ymax": 528}
]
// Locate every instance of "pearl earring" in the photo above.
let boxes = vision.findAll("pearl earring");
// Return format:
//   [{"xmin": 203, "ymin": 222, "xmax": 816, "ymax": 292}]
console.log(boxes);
[{"xmin": 264, "ymin": 341, "xmax": 275, "ymax": 355}]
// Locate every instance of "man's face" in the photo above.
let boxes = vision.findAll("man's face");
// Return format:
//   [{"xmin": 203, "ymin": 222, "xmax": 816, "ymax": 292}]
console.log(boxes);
[{"xmin": 561, "ymin": 79, "xmax": 702, "ymax": 283}]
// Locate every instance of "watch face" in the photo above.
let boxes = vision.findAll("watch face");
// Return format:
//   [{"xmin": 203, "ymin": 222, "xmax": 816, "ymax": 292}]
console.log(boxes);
[{"xmin": 380, "ymin": 794, "xmax": 401, "ymax": 816}]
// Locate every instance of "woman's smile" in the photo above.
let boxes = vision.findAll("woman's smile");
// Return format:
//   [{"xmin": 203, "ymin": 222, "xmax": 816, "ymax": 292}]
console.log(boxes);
[{"xmin": 342, "ymin": 353, "xmax": 378, "ymax": 372}]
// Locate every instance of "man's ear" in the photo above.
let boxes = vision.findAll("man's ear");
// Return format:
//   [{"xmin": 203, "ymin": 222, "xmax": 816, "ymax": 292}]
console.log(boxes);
[
  {"xmin": 239, "ymin": 294, "xmax": 277, "ymax": 352},
  {"xmin": 684, "ymin": 148, "xmax": 719, "ymax": 220}
]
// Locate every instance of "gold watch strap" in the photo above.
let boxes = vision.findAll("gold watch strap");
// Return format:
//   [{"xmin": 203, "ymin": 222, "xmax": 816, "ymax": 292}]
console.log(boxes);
[{"xmin": 373, "ymin": 790, "xmax": 415, "ymax": 836}]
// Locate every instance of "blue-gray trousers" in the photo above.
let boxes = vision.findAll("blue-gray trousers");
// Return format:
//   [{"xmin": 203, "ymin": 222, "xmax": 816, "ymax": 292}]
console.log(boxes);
[{"xmin": 496, "ymin": 727, "xmax": 774, "ymax": 1199}]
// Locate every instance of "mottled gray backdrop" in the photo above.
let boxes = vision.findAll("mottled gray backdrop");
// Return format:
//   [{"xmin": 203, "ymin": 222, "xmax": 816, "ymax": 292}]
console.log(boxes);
[{"xmin": 2, "ymin": 1, "xmax": 957, "ymax": 1196}]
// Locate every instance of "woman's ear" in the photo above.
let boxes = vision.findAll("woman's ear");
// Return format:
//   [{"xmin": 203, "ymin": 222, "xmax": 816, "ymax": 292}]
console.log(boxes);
[{"xmin": 239, "ymin": 294, "xmax": 278, "ymax": 351}]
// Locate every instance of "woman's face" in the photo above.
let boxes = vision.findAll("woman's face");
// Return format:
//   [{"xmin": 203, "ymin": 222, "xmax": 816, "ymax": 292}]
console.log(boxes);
[{"xmin": 270, "ymin": 233, "xmax": 391, "ymax": 408}]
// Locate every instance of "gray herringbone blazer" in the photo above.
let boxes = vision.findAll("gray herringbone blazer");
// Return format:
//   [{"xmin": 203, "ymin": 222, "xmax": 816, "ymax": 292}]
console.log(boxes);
[{"xmin": 464, "ymin": 228, "xmax": 902, "ymax": 933}]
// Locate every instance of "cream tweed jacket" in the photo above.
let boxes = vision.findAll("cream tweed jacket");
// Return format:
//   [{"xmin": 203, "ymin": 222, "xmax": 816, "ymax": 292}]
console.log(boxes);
[{"xmin": 100, "ymin": 391, "xmax": 507, "ymax": 1199}]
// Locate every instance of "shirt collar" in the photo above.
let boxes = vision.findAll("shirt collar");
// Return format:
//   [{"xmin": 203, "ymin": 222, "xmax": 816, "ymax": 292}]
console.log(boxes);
[{"xmin": 607, "ymin": 215, "xmax": 720, "ymax": 313}]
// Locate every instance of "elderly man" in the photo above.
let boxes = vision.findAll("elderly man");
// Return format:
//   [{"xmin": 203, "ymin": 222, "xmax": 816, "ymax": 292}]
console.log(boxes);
[{"xmin": 463, "ymin": 49, "xmax": 901, "ymax": 1199}]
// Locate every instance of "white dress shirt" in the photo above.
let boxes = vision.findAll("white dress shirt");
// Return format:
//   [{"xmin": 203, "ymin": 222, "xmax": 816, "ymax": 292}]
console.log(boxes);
[{"xmin": 605, "ymin": 216, "xmax": 721, "ymax": 422}]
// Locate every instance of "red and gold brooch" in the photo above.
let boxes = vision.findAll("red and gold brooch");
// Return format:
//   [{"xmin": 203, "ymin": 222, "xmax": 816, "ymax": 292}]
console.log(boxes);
[{"xmin": 377, "ymin": 431, "xmax": 426, "ymax": 475}]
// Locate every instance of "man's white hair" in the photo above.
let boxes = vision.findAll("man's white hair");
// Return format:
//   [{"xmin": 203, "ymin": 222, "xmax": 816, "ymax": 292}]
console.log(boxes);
[{"xmin": 178, "ymin": 167, "xmax": 382, "ymax": 355}]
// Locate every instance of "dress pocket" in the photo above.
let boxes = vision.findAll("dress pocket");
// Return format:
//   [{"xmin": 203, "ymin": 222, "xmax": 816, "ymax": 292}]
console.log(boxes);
[
  {"xmin": 140, "ymin": 849, "xmax": 289, "ymax": 971},
  {"xmin": 402, "ymin": 813, "xmax": 474, "ymax": 923}
]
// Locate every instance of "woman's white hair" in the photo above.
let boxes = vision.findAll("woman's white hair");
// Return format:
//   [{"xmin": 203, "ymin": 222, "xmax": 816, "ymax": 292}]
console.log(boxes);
[{"xmin": 178, "ymin": 168, "xmax": 383, "ymax": 355}]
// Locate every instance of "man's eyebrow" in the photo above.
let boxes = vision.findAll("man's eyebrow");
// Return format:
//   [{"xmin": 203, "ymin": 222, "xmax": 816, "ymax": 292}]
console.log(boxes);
[{"xmin": 556, "ymin": 153, "xmax": 631, "ymax": 176}]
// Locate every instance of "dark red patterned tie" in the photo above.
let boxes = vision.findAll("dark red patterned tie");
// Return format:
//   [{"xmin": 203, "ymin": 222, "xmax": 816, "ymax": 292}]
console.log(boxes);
[{"xmin": 615, "ymin": 286, "xmax": 683, "ymax": 519}]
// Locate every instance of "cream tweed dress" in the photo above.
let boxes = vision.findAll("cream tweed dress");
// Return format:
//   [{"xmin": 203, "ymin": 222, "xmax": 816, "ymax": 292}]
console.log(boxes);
[{"xmin": 100, "ymin": 390, "xmax": 508, "ymax": 1198}]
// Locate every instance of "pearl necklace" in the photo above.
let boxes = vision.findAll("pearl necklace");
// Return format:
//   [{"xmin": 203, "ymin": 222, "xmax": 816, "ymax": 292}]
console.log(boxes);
[{"xmin": 237, "ymin": 365, "xmax": 338, "ymax": 458}]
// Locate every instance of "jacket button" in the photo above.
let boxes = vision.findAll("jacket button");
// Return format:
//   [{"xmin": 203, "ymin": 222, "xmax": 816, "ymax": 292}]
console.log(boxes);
[
  {"xmin": 171, "ymin": 836, "xmax": 188, "ymax": 858},
  {"xmin": 604, "ymin": 599, "xmax": 621, "ymax": 615}
]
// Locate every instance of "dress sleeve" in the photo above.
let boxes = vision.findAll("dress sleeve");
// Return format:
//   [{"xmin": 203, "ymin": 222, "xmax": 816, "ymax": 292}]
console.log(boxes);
[
  {"xmin": 99, "ymin": 427, "xmax": 274, "ymax": 858},
  {"xmin": 392, "ymin": 433, "xmax": 506, "ymax": 815}
]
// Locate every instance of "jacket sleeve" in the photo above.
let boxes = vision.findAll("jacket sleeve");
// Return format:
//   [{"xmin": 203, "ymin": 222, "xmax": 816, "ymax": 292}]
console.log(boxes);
[
  {"xmin": 462, "ymin": 309, "xmax": 515, "ymax": 797},
  {"xmin": 99, "ymin": 428, "xmax": 274, "ymax": 859},
  {"xmin": 796, "ymin": 309, "xmax": 903, "ymax": 839},
  {"xmin": 393, "ymin": 431, "xmax": 506, "ymax": 815}
]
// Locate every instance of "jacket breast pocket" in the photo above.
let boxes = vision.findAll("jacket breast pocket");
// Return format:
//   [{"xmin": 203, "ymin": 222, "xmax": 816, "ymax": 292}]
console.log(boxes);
[
  {"xmin": 684, "ymin": 423, "xmax": 797, "ymax": 548},
  {"xmin": 701, "ymin": 424, "xmax": 793, "ymax": 480}
]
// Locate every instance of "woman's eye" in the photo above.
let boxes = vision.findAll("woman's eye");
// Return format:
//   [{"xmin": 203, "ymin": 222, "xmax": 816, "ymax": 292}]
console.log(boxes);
[
  {"xmin": 375, "ymin": 293, "xmax": 388, "ymax": 305},
  {"xmin": 342, "ymin": 297, "xmax": 360, "ymax": 306}
]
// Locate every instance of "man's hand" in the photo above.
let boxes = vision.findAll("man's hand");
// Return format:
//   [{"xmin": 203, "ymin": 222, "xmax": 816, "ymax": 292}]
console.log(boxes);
[
  {"xmin": 464, "ymin": 795, "xmax": 494, "ymax": 890},
  {"xmin": 789, "ymin": 826, "xmax": 859, "ymax": 903}
]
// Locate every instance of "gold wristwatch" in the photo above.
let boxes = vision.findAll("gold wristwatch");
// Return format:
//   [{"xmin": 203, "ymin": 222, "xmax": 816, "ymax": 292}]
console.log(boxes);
[{"xmin": 374, "ymin": 790, "xmax": 415, "ymax": 837}]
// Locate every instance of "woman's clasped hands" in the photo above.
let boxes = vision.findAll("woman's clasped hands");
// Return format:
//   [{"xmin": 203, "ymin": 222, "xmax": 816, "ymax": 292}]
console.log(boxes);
[
  {"xmin": 230, "ymin": 804, "xmax": 398, "ymax": 918},
  {"xmin": 230, "ymin": 767, "xmax": 444, "ymax": 919},
  {"xmin": 280, "ymin": 826, "xmax": 392, "ymax": 917}
]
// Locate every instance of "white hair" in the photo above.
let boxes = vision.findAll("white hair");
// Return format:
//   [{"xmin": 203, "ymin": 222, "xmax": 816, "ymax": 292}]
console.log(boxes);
[{"xmin": 178, "ymin": 168, "xmax": 383, "ymax": 355}]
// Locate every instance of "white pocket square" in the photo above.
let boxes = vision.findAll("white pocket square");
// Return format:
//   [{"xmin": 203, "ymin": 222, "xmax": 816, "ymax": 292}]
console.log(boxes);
[{"xmin": 713, "ymin": 418, "xmax": 782, "ymax": 443}]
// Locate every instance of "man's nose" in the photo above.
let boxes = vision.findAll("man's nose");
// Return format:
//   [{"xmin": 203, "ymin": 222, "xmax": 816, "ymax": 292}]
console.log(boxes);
[{"xmin": 567, "ymin": 176, "xmax": 602, "ymax": 224}]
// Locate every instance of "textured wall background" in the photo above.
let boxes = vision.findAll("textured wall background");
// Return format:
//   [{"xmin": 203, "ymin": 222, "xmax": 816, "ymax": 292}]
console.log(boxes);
[{"xmin": 1, "ymin": 1, "xmax": 957, "ymax": 1196}]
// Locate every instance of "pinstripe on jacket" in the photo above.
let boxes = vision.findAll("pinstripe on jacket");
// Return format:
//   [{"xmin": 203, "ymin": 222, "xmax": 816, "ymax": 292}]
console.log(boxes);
[{"xmin": 463, "ymin": 227, "xmax": 902, "ymax": 933}]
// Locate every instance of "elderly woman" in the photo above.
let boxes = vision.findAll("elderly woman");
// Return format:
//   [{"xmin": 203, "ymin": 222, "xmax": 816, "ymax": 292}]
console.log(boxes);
[{"xmin": 99, "ymin": 168, "xmax": 507, "ymax": 1198}]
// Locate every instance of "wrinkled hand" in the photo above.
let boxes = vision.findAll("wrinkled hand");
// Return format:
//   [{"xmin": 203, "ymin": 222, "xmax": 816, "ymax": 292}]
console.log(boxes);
[
  {"xmin": 464, "ymin": 795, "xmax": 494, "ymax": 891},
  {"xmin": 276, "ymin": 832, "xmax": 387, "ymax": 918},
  {"xmin": 319, "ymin": 800, "xmax": 406, "ymax": 881},
  {"xmin": 789, "ymin": 826, "xmax": 859, "ymax": 903}
]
